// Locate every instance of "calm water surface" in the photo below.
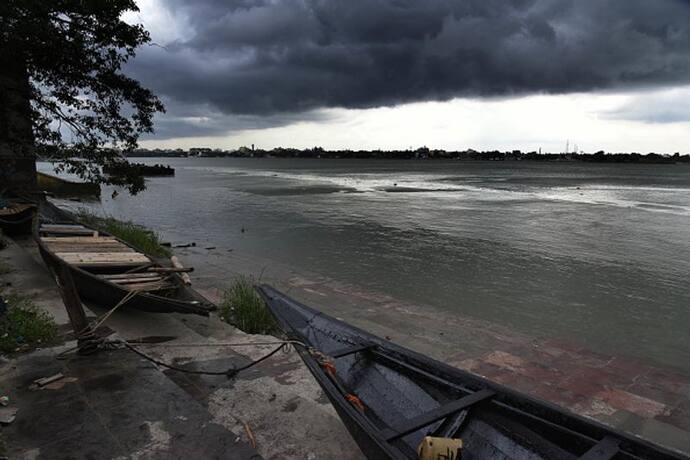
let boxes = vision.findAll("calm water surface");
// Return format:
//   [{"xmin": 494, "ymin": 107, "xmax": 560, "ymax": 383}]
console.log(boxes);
[{"xmin": 40, "ymin": 159, "xmax": 690, "ymax": 371}]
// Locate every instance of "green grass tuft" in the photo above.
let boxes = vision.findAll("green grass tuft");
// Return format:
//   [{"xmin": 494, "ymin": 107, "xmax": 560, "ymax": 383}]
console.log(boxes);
[
  {"xmin": 220, "ymin": 276, "xmax": 276, "ymax": 335},
  {"xmin": 75, "ymin": 210, "xmax": 171, "ymax": 258},
  {"xmin": 0, "ymin": 293, "xmax": 58, "ymax": 354}
]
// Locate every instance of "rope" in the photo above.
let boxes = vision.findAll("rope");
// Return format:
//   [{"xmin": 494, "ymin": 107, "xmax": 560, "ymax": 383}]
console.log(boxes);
[
  {"xmin": 118, "ymin": 339, "xmax": 294, "ymax": 378},
  {"xmin": 131, "ymin": 340, "xmax": 308, "ymax": 348},
  {"xmin": 87, "ymin": 290, "xmax": 139, "ymax": 333},
  {"xmin": 345, "ymin": 394, "xmax": 365, "ymax": 411},
  {"xmin": 57, "ymin": 290, "xmax": 141, "ymax": 359},
  {"xmin": 54, "ymin": 282, "xmax": 307, "ymax": 378},
  {"xmin": 307, "ymin": 347, "xmax": 367, "ymax": 412}
]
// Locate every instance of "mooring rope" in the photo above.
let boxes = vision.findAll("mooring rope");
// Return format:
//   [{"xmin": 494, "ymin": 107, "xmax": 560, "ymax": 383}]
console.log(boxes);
[
  {"xmin": 57, "ymin": 289, "xmax": 141, "ymax": 359},
  {"xmin": 117, "ymin": 339, "xmax": 297, "ymax": 378},
  {"xmin": 131, "ymin": 339, "xmax": 308, "ymax": 348},
  {"xmin": 87, "ymin": 290, "xmax": 139, "ymax": 333},
  {"xmin": 56, "ymin": 290, "xmax": 310, "ymax": 378}
]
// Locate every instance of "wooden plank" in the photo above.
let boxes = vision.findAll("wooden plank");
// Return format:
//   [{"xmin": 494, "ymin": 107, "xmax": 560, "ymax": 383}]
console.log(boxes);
[
  {"xmin": 47, "ymin": 247, "xmax": 132, "ymax": 253},
  {"xmin": 41, "ymin": 227, "xmax": 94, "ymax": 233},
  {"xmin": 381, "ymin": 389, "xmax": 496, "ymax": 441},
  {"xmin": 171, "ymin": 256, "xmax": 192, "ymax": 285},
  {"xmin": 46, "ymin": 244, "xmax": 133, "ymax": 253},
  {"xmin": 51, "ymin": 264, "xmax": 98, "ymax": 354},
  {"xmin": 41, "ymin": 224, "xmax": 87, "ymax": 230},
  {"xmin": 56, "ymin": 251, "xmax": 147, "ymax": 260},
  {"xmin": 46, "ymin": 241, "xmax": 128, "ymax": 247},
  {"xmin": 46, "ymin": 242, "xmax": 125, "ymax": 248},
  {"xmin": 579, "ymin": 437, "xmax": 620, "ymax": 460},
  {"xmin": 119, "ymin": 281, "xmax": 175, "ymax": 292},
  {"xmin": 41, "ymin": 228, "xmax": 97, "ymax": 236},
  {"xmin": 148, "ymin": 267, "xmax": 194, "ymax": 273},
  {"xmin": 34, "ymin": 373, "xmax": 65, "ymax": 387},
  {"xmin": 107, "ymin": 276, "xmax": 164, "ymax": 285},
  {"xmin": 329, "ymin": 343, "xmax": 376, "ymax": 359},
  {"xmin": 42, "ymin": 236, "xmax": 118, "ymax": 243},
  {"xmin": 102, "ymin": 273, "xmax": 164, "ymax": 280},
  {"xmin": 56, "ymin": 252, "xmax": 150, "ymax": 265},
  {"xmin": 71, "ymin": 261, "xmax": 146, "ymax": 267}
]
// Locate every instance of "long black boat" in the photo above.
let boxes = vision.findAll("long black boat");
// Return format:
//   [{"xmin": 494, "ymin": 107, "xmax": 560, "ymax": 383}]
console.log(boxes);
[
  {"xmin": 257, "ymin": 285, "xmax": 688, "ymax": 460},
  {"xmin": 36, "ymin": 202, "xmax": 214, "ymax": 316}
]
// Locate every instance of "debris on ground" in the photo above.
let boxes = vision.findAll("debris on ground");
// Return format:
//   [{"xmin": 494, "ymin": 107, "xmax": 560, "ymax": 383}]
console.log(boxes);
[
  {"xmin": 33, "ymin": 373, "xmax": 64, "ymax": 387},
  {"xmin": 0, "ymin": 406, "xmax": 17, "ymax": 425},
  {"xmin": 242, "ymin": 421, "xmax": 256, "ymax": 449}
]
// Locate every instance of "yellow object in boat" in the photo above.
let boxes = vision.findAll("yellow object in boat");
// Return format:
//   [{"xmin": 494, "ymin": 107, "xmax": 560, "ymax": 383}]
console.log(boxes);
[{"xmin": 417, "ymin": 436, "xmax": 462, "ymax": 460}]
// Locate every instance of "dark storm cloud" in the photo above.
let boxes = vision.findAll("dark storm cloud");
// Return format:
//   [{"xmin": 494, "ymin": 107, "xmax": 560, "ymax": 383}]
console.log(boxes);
[
  {"xmin": 128, "ymin": 0, "xmax": 690, "ymax": 130},
  {"xmin": 144, "ymin": 98, "xmax": 338, "ymax": 139}
]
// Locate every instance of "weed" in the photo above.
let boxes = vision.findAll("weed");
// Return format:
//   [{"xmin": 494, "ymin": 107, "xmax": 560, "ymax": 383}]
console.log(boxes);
[
  {"xmin": 75, "ymin": 210, "xmax": 171, "ymax": 257},
  {"xmin": 0, "ymin": 293, "xmax": 58, "ymax": 354},
  {"xmin": 220, "ymin": 276, "xmax": 276, "ymax": 335}
]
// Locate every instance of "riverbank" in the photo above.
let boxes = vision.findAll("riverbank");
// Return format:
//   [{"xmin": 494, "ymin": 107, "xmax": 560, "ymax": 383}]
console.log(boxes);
[
  {"xmin": 43, "ymin": 158, "xmax": 690, "ymax": 376},
  {"xmin": 0, "ymin": 235, "xmax": 362, "ymax": 459},
  {"xmin": 2, "ymin": 204, "xmax": 690, "ymax": 457},
  {"xmin": 174, "ymin": 242, "xmax": 690, "ymax": 455}
]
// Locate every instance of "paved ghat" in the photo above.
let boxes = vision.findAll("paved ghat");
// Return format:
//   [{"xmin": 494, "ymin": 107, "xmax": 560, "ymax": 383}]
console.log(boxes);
[
  {"xmin": 177, "ymin": 243, "xmax": 690, "ymax": 456},
  {"xmin": 0, "ymin": 237, "xmax": 362, "ymax": 459}
]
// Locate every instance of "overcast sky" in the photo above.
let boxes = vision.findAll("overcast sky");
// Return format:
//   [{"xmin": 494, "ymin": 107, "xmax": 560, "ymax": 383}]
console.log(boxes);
[{"xmin": 123, "ymin": 0, "xmax": 690, "ymax": 153}]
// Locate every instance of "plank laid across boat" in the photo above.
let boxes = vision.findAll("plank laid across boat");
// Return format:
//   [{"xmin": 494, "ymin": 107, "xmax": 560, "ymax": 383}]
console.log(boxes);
[
  {"xmin": 36, "ymin": 203, "xmax": 215, "ymax": 316},
  {"xmin": 257, "ymin": 285, "xmax": 688, "ymax": 460}
]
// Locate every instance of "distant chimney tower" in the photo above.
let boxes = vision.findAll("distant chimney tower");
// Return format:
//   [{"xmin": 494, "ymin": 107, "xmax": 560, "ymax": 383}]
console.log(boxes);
[{"xmin": 251, "ymin": 144, "xmax": 255, "ymax": 151}]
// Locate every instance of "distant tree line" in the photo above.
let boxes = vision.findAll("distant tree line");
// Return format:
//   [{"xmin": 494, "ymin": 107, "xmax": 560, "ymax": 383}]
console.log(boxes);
[{"xmin": 122, "ymin": 146, "xmax": 690, "ymax": 164}]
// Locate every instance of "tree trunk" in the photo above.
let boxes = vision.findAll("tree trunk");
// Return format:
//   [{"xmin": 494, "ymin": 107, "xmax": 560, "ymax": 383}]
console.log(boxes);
[{"xmin": 0, "ymin": 52, "xmax": 36, "ymax": 194}]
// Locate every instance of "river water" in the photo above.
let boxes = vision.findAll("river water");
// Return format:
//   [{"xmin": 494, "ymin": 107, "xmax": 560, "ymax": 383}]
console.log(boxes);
[{"xmin": 39, "ymin": 158, "xmax": 690, "ymax": 372}]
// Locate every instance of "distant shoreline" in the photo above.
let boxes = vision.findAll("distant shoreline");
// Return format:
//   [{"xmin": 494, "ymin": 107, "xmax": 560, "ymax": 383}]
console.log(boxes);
[{"xmin": 125, "ymin": 148, "xmax": 690, "ymax": 164}]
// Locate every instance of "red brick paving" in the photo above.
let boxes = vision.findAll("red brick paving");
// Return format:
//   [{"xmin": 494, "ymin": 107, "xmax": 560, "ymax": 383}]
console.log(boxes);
[{"xmin": 455, "ymin": 340, "xmax": 690, "ymax": 449}]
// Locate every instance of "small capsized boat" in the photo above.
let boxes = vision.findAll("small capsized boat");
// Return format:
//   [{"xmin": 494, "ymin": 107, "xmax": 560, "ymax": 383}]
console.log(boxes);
[
  {"xmin": 256, "ymin": 285, "xmax": 687, "ymax": 460},
  {"xmin": 36, "ymin": 202, "xmax": 214, "ymax": 316}
]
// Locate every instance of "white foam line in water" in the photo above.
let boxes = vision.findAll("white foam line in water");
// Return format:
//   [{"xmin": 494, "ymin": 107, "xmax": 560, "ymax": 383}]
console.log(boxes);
[
  {"xmin": 584, "ymin": 184, "xmax": 690, "ymax": 193},
  {"xmin": 204, "ymin": 166, "xmax": 481, "ymax": 193},
  {"xmin": 191, "ymin": 165, "xmax": 690, "ymax": 215},
  {"xmin": 536, "ymin": 187, "xmax": 690, "ymax": 216}
]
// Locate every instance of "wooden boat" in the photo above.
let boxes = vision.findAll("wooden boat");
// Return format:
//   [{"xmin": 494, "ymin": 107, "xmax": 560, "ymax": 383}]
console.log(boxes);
[
  {"xmin": 35, "ymin": 202, "xmax": 214, "ymax": 316},
  {"xmin": 36, "ymin": 171, "xmax": 100, "ymax": 197},
  {"xmin": 256, "ymin": 285, "xmax": 688, "ymax": 460},
  {"xmin": 0, "ymin": 201, "xmax": 36, "ymax": 235}
]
